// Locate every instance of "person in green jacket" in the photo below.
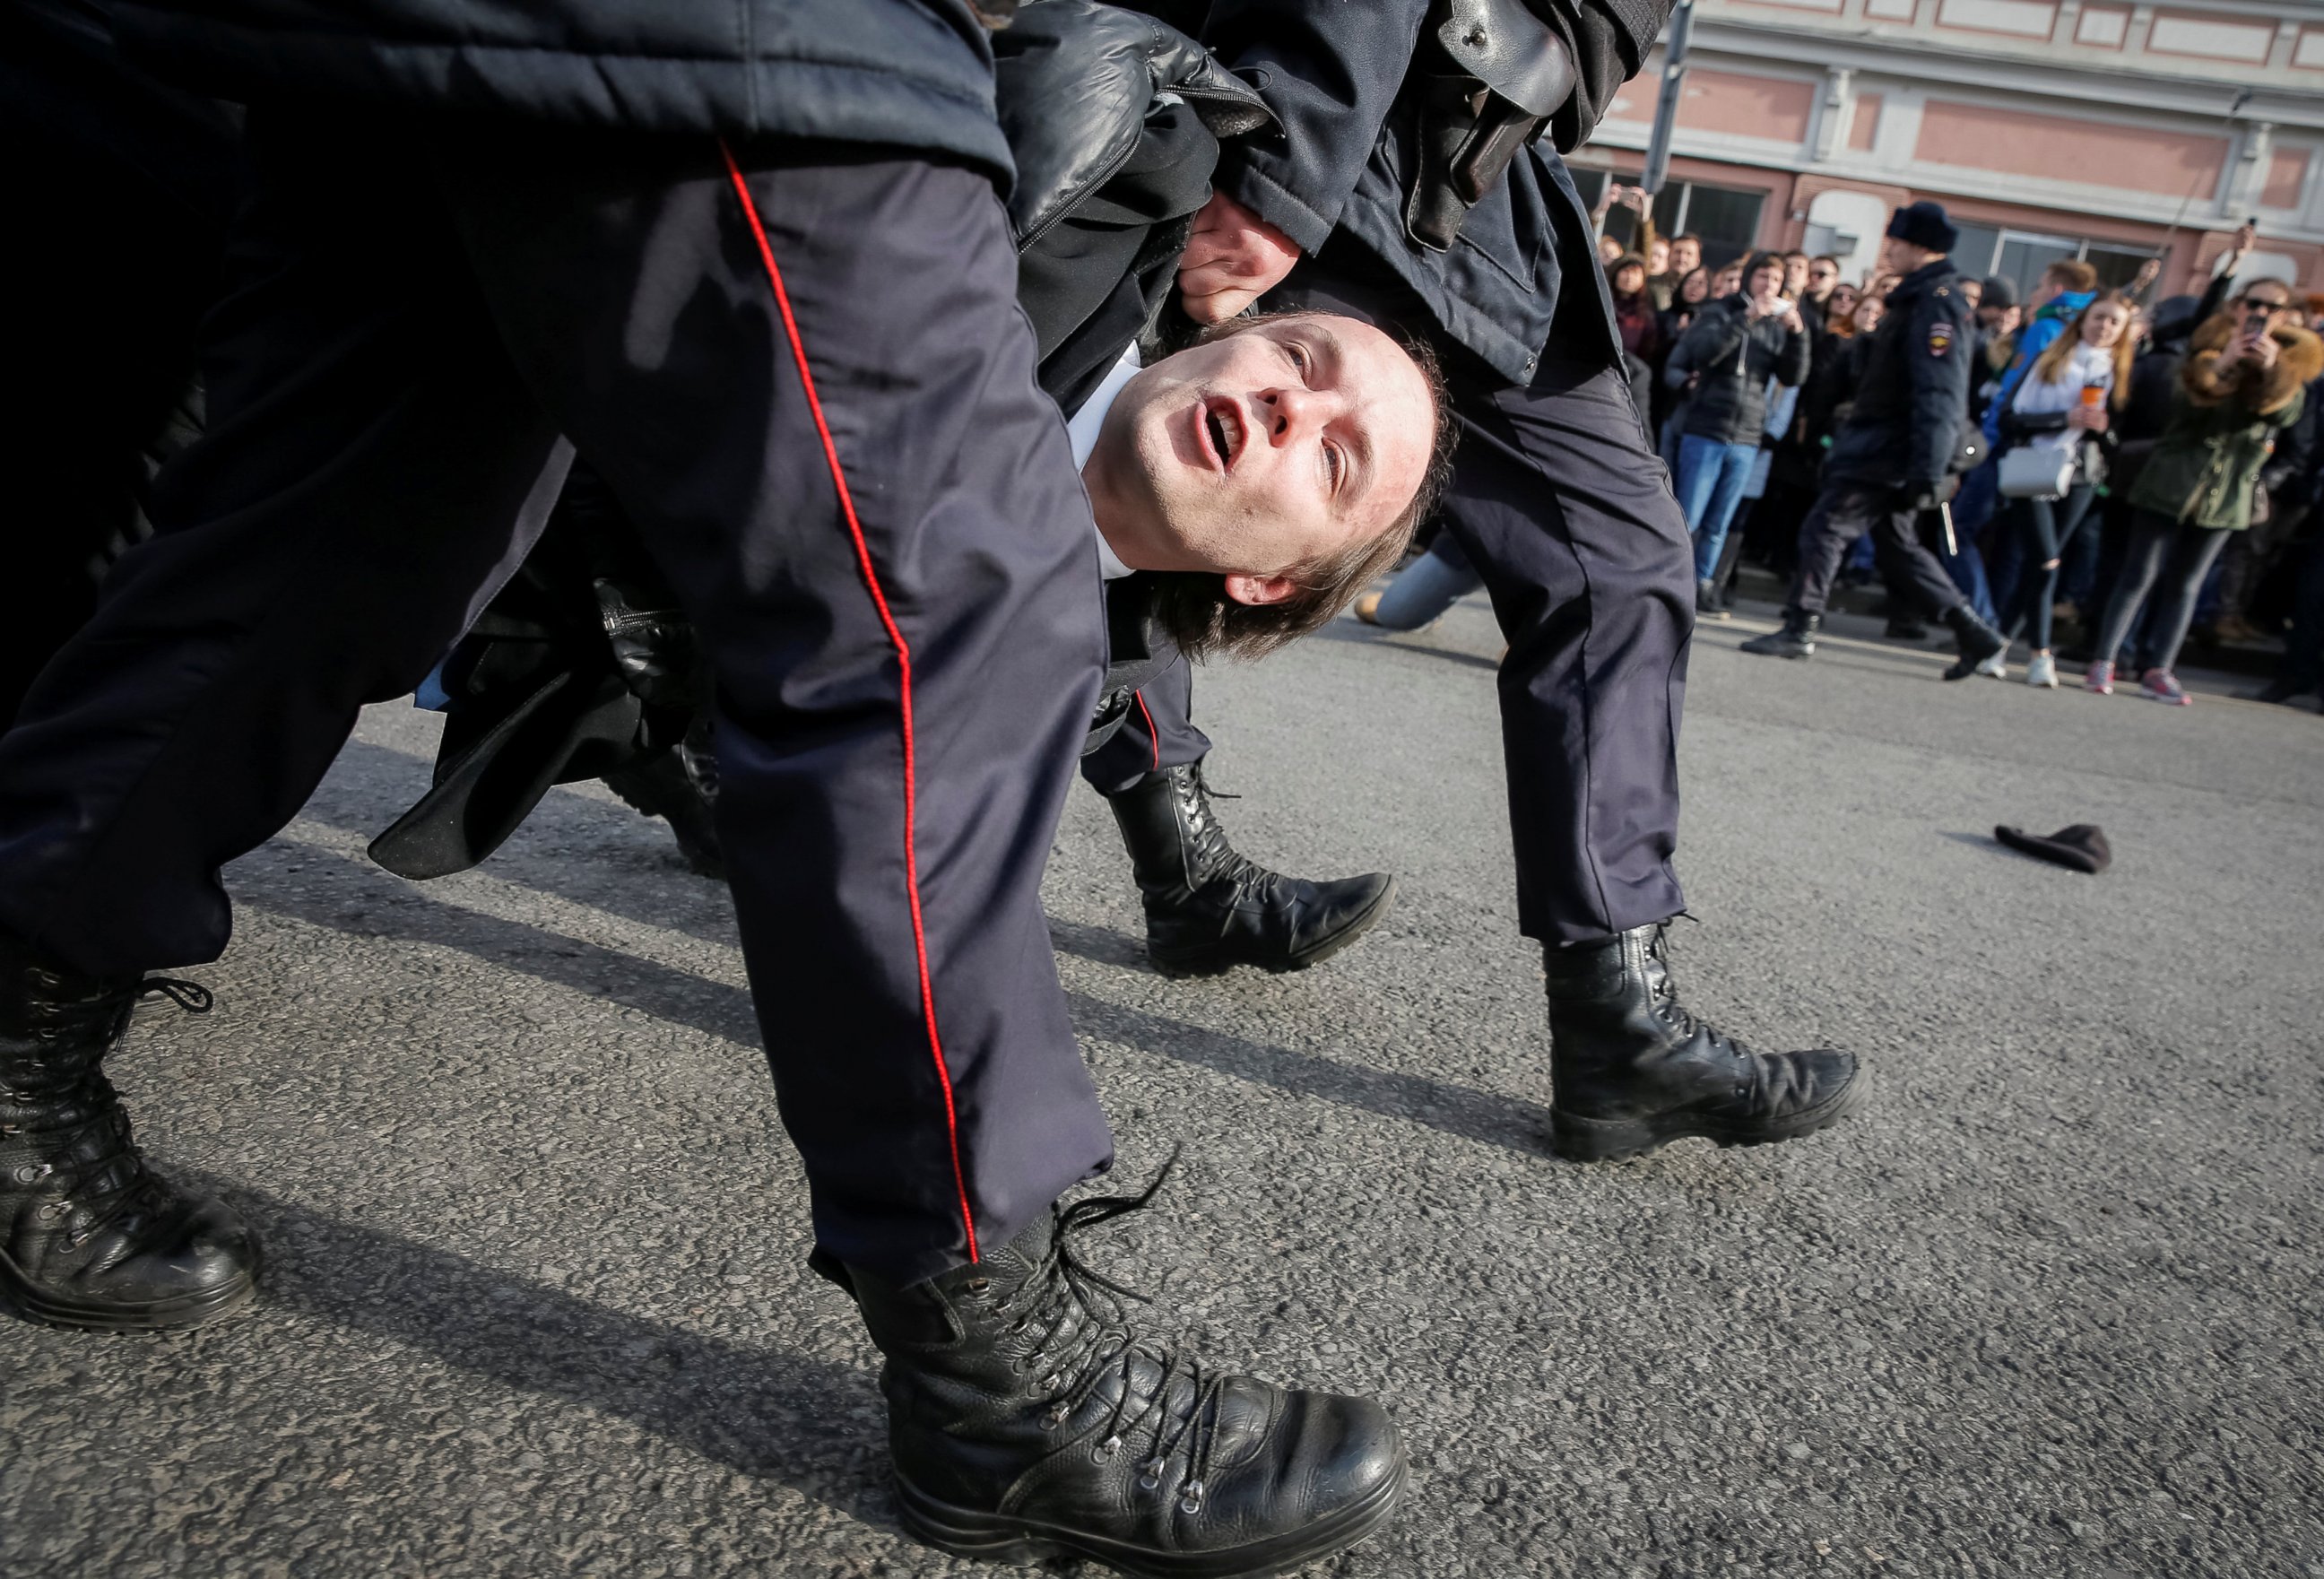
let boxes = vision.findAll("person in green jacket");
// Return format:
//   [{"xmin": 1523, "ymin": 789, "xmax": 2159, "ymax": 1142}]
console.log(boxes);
[{"xmin": 2086, "ymin": 277, "xmax": 2322, "ymax": 704}]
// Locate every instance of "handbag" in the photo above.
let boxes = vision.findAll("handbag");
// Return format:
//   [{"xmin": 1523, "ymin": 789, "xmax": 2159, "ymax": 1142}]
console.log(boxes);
[{"xmin": 1998, "ymin": 442, "xmax": 2077, "ymax": 500}]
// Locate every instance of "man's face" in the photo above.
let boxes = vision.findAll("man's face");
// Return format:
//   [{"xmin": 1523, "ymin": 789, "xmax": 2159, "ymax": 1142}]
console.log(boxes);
[
  {"xmin": 1806, "ymin": 258, "xmax": 1840, "ymax": 300},
  {"xmin": 1669, "ymin": 238, "xmax": 1701, "ymax": 274},
  {"xmin": 1084, "ymin": 316, "xmax": 1435, "ymax": 608},
  {"xmin": 1878, "ymin": 235, "xmax": 1935, "ymax": 275},
  {"xmin": 2027, "ymin": 275, "xmax": 2065, "ymax": 312},
  {"xmin": 1746, "ymin": 262, "xmax": 1784, "ymax": 302},
  {"xmin": 1958, "ymin": 280, "xmax": 1982, "ymax": 311},
  {"xmin": 1782, "ymin": 255, "xmax": 1808, "ymax": 296}
]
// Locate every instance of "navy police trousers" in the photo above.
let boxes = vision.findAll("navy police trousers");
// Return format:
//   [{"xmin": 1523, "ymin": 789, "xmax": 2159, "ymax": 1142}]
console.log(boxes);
[
  {"xmin": 0, "ymin": 112, "xmax": 1115, "ymax": 1288},
  {"xmin": 1279, "ymin": 247, "xmax": 1695, "ymax": 944}
]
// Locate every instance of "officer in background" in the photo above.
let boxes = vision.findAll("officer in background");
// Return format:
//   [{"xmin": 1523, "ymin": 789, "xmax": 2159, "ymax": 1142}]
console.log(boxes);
[
  {"xmin": 0, "ymin": 2, "xmax": 1409, "ymax": 1572},
  {"xmin": 1175, "ymin": 0, "xmax": 1865, "ymax": 1162},
  {"xmin": 1742, "ymin": 200, "xmax": 2010, "ymax": 679}
]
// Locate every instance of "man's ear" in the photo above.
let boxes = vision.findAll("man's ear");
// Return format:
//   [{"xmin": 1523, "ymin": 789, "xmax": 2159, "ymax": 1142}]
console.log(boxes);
[{"xmin": 1222, "ymin": 572, "xmax": 1300, "ymax": 607}]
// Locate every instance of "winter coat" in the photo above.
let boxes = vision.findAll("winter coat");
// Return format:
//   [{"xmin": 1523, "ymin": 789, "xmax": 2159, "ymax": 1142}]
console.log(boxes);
[
  {"xmin": 1666, "ymin": 293, "xmax": 1810, "ymax": 447},
  {"xmin": 1204, "ymin": 0, "xmax": 1676, "ymax": 386},
  {"xmin": 113, "ymin": 0, "xmax": 1021, "ymax": 183},
  {"xmin": 1825, "ymin": 258, "xmax": 1973, "ymax": 494},
  {"xmin": 2128, "ymin": 312, "xmax": 2323, "ymax": 531}
]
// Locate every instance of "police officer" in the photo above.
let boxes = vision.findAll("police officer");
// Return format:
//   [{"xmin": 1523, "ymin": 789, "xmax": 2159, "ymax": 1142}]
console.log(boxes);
[
  {"xmin": 0, "ymin": 2, "xmax": 1409, "ymax": 1571},
  {"xmin": 1741, "ymin": 201, "xmax": 2010, "ymax": 677},
  {"xmin": 1176, "ymin": 0, "xmax": 1865, "ymax": 1161}
]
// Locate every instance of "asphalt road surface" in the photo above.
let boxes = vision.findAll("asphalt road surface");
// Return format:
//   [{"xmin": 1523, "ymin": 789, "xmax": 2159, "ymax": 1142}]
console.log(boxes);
[{"xmin": 4, "ymin": 593, "xmax": 2320, "ymax": 1579}]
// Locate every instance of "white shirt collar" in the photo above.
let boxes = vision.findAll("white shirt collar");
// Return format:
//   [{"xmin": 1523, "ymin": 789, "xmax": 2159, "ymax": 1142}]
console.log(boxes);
[{"xmin": 1068, "ymin": 347, "xmax": 1143, "ymax": 580}]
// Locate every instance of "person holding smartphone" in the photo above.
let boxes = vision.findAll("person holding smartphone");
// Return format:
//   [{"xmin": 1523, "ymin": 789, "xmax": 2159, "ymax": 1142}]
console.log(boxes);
[
  {"xmin": 1663, "ymin": 251, "xmax": 1812, "ymax": 614},
  {"xmin": 2087, "ymin": 278, "xmax": 2322, "ymax": 703}
]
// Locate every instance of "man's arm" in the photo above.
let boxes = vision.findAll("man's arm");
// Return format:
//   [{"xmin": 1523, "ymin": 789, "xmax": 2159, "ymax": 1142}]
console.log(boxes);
[
  {"xmin": 1185, "ymin": 0, "xmax": 1675, "ymax": 319},
  {"xmin": 1906, "ymin": 295, "xmax": 1973, "ymax": 491},
  {"xmin": 1523, "ymin": 0, "xmax": 1678, "ymax": 152},
  {"xmin": 1676, "ymin": 299, "xmax": 1748, "ymax": 370},
  {"xmin": 2196, "ymin": 222, "xmax": 2257, "ymax": 323},
  {"xmin": 1202, "ymin": 0, "xmax": 1436, "ymax": 256}
]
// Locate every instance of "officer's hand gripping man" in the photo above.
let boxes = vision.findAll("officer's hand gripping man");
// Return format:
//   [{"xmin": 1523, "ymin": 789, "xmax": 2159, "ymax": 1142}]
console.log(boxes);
[{"xmin": 1190, "ymin": 0, "xmax": 1866, "ymax": 1158}]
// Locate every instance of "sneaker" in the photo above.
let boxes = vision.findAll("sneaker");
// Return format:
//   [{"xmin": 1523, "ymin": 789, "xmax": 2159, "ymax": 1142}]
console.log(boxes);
[
  {"xmin": 2083, "ymin": 659, "xmax": 2114, "ymax": 696},
  {"xmin": 2025, "ymin": 652, "xmax": 2059, "ymax": 690},
  {"xmin": 1975, "ymin": 648, "xmax": 2007, "ymax": 680},
  {"xmin": 2140, "ymin": 669, "xmax": 2191, "ymax": 707}
]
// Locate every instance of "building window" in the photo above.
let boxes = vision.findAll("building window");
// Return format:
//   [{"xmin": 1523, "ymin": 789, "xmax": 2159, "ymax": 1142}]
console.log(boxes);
[
  {"xmin": 1572, "ymin": 169, "xmax": 1768, "ymax": 270},
  {"xmin": 1950, "ymin": 224, "xmax": 2163, "ymax": 296}
]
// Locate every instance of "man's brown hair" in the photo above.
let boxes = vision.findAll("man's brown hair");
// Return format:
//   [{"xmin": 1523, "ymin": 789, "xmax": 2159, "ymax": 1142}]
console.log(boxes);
[
  {"xmin": 1145, "ymin": 313, "xmax": 1459, "ymax": 662},
  {"xmin": 2043, "ymin": 258, "xmax": 2100, "ymax": 294}
]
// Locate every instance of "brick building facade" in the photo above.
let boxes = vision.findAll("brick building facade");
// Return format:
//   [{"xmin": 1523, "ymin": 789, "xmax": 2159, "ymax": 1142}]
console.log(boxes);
[{"xmin": 1576, "ymin": 0, "xmax": 2324, "ymax": 298}]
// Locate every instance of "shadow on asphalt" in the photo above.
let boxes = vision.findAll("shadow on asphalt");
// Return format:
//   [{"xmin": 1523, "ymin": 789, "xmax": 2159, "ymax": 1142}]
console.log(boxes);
[
  {"xmin": 237, "ymin": 852, "xmax": 1555, "ymax": 1165},
  {"xmin": 1065, "ymin": 992, "xmax": 1554, "ymax": 1159},
  {"xmin": 1310, "ymin": 620, "xmax": 1502, "ymax": 672},
  {"xmin": 179, "ymin": 1170, "xmax": 898, "ymax": 1523}
]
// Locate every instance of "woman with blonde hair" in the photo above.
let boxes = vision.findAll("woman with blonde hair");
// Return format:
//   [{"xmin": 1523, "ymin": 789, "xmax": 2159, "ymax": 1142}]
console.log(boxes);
[{"xmin": 1987, "ymin": 292, "xmax": 2138, "ymax": 687}]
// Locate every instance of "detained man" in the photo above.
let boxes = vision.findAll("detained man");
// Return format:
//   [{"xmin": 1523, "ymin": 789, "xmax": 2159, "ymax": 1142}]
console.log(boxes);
[{"xmin": 383, "ymin": 306, "xmax": 1452, "ymax": 993}]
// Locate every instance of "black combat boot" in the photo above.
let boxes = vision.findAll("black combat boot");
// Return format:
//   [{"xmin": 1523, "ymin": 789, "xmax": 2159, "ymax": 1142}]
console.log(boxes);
[
  {"xmin": 1695, "ymin": 578, "xmax": 1728, "ymax": 620},
  {"xmin": 1739, "ymin": 610, "xmax": 1819, "ymax": 659},
  {"xmin": 1545, "ymin": 924, "xmax": 1862, "ymax": 1162},
  {"xmin": 833, "ymin": 1185, "xmax": 1408, "ymax": 1577},
  {"xmin": 1939, "ymin": 604, "xmax": 2007, "ymax": 681},
  {"xmin": 1105, "ymin": 763, "xmax": 1395, "ymax": 976},
  {"xmin": 0, "ymin": 935, "xmax": 259, "ymax": 1330}
]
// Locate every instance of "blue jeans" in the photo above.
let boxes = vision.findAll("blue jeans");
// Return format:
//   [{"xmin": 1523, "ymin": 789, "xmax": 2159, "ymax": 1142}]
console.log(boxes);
[
  {"xmin": 1674, "ymin": 434, "xmax": 1756, "ymax": 582},
  {"xmin": 1368, "ymin": 533, "xmax": 1484, "ymax": 629}
]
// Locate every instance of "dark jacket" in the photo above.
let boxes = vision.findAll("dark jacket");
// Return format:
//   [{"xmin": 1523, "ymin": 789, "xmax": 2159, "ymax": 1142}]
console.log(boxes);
[
  {"xmin": 1666, "ymin": 294, "xmax": 1810, "ymax": 446},
  {"xmin": 1825, "ymin": 258, "xmax": 1973, "ymax": 494},
  {"xmin": 2129, "ymin": 313, "xmax": 2323, "ymax": 532},
  {"xmin": 369, "ymin": 0, "xmax": 1257, "ymax": 874},
  {"xmin": 114, "ymin": 0, "xmax": 1021, "ymax": 183},
  {"xmin": 1204, "ymin": 0, "xmax": 1674, "ymax": 385}
]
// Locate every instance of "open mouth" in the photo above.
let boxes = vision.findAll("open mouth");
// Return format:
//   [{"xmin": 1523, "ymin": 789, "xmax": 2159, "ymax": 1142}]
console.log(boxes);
[{"xmin": 1199, "ymin": 396, "xmax": 1244, "ymax": 473}]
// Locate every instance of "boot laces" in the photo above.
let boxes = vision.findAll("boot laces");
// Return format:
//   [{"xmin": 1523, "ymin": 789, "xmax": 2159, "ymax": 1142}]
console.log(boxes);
[
  {"xmin": 993, "ymin": 1156, "xmax": 1227, "ymax": 1513},
  {"xmin": 1643, "ymin": 923, "xmax": 1741, "ymax": 1055},
  {"xmin": 4, "ymin": 976, "xmax": 212, "ymax": 1248},
  {"xmin": 1173, "ymin": 766, "xmax": 1278, "ymax": 908}
]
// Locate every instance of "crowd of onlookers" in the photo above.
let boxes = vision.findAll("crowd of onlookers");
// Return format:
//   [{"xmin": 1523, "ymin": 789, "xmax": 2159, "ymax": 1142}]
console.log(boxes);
[{"xmin": 1362, "ymin": 194, "xmax": 2324, "ymax": 715}]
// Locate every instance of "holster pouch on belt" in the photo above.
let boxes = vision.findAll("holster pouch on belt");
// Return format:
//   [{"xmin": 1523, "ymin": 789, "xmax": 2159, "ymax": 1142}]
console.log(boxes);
[{"xmin": 1403, "ymin": 0, "xmax": 1574, "ymax": 251}]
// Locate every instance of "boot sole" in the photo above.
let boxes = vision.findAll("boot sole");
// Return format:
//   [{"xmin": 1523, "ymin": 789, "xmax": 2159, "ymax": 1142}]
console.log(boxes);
[
  {"xmin": 1149, "ymin": 876, "xmax": 1399, "ymax": 979},
  {"xmin": 1551, "ymin": 1065, "xmax": 1867, "ymax": 1164},
  {"xmin": 893, "ymin": 1453, "xmax": 1407, "ymax": 1578},
  {"xmin": 0, "ymin": 1244, "xmax": 260, "ymax": 1333}
]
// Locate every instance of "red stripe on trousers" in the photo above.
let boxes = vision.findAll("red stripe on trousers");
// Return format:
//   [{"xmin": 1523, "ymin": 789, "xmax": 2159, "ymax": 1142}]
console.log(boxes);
[
  {"xmin": 1133, "ymin": 690, "xmax": 1160, "ymax": 774},
  {"xmin": 718, "ymin": 142, "xmax": 979, "ymax": 1262}
]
